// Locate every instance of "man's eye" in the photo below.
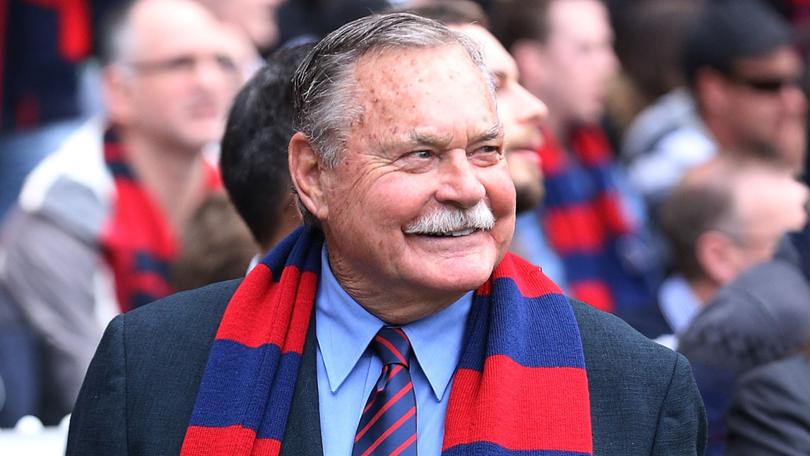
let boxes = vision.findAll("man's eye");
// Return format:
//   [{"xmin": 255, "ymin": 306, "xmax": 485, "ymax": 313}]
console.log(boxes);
[
  {"xmin": 475, "ymin": 145, "xmax": 502, "ymax": 155},
  {"xmin": 409, "ymin": 150, "xmax": 434, "ymax": 159},
  {"xmin": 216, "ymin": 55, "xmax": 238, "ymax": 72},
  {"xmin": 165, "ymin": 57, "xmax": 195, "ymax": 71}
]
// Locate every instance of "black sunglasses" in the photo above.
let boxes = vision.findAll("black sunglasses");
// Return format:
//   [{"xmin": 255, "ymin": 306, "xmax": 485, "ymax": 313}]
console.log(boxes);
[{"xmin": 728, "ymin": 74, "xmax": 803, "ymax": 93}]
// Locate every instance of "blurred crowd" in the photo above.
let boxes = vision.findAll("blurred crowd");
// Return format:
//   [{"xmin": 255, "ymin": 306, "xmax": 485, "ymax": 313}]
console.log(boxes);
[{"xmin": 2, "ymin": 0, "xmax": 810, "ymax": 454}]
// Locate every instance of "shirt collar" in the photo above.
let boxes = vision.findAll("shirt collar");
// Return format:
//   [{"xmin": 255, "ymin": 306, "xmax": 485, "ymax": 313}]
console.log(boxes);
[
  {"xmin": 659, "ymin": 274, "xmax": 702, "ymax": 334},
  {"xmin": 315, "ymin": 246, "xmax": 472, "ymax": 400}
]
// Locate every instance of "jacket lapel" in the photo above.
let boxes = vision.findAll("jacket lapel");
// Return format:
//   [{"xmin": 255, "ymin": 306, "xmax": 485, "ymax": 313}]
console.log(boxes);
[{"xmin": 280, "ymin": 317, "xmax": 323, "ymax": 456}]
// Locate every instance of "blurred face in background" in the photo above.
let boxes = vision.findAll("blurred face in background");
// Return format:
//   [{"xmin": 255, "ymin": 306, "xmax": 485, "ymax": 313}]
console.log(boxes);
[
  {"xmin": 522, "ymin": 0, "xmax": 618, "ymax": 127},
  {"xmin": 106, "ymin": 0, "xmax": 243, "ymax": 152},
  {"xmin": 721, "ymin": 47, "xmax": 807, "ymax": 170},
  {"xmin": 452, "ymin": 24, "xmax": 548, "ymax": 213}
]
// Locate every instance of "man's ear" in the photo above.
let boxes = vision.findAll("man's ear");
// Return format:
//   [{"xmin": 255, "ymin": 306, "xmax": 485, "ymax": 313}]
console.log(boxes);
[
  {"xmin": 696, "ymin": 230, "xmax": 737, "ymax": 285},
  {"xmin": 288, "ymin": 131, "xmax": 329, "ymax": 221},
  {"xmin": 695, "ymin": 68, "xmax": 730, "ymax": 115}
]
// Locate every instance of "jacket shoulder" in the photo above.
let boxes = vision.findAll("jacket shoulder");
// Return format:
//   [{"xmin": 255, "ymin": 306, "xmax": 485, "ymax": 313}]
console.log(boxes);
[
  {"xmin": 570, "ymin": 298, "xmax": 678, "ymax": 367},
  {"xmin": 570, "ymin": 299, "xmax": 705, "ymax": 455},
  {"xmin": 123, "ymin": 279, "xmax": 241, "ymax": 338},
  {"xmin": 67, "ymin": 279, "xmax": 244, "ymax": 455},
  {"xmin": 118, "ymin": 279, "xmax": 241, "ymax": 453}
]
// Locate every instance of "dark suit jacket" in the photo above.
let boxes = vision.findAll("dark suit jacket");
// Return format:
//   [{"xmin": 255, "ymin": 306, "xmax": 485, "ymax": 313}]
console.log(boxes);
[
  {"xmin": 727, "ymin": 354, "xmax": 810, "ymax": 456},
  {"xmin": 66, "ymin": 279, "xmax": 706, "ymax": 455}
]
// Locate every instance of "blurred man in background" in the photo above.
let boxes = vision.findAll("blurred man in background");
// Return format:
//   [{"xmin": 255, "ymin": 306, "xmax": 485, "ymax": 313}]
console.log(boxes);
[
  {"xmin": 494, "ymin": 0, "xmax": 664, "ymax": 337},
  {"xmin": 0, "ymin": 0, "xmax": 243, "ymax": 424},
  {"xmin": 626, "ymin": 0, "xmax": 806, "ymax": 206},
  {"xmin": 219, "ymin": 45, "xmax": 314, "ymax": 263},
  {"xmin": 656, "ymin": 155, "xmax": 808, "ymax": 348}
]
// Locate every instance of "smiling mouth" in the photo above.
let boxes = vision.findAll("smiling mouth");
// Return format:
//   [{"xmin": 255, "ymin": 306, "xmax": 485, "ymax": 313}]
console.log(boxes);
[{"xmin": 408, "ymin": 228, "xmax": 482, "ymax": 238}]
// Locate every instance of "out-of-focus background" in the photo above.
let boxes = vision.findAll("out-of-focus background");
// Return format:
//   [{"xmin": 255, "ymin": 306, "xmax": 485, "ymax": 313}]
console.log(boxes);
[{"xmin": 3, "ymin": 0, "xmax": 810, "ymax": 454}]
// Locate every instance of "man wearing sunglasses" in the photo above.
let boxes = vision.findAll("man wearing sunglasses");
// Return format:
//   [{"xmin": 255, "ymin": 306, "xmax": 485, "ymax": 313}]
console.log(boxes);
[{"xmin": 626, "ymin": 0, "xmax": 806, "ymax": 206}]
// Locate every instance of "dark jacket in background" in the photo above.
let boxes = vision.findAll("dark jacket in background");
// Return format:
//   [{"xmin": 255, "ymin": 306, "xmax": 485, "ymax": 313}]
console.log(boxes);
[{"xmin": 727, "ymin": 354, "xmax": 810, "ymax": 456}]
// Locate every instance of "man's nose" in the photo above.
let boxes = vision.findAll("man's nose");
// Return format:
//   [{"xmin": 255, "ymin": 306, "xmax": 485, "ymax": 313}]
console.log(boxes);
[
  {"xmin": 517, "ymin": 83, "xmax": 548, "ymax": 127},
  {"xmin": 435, "ymin": 151, "xmax": 487, "ymax": 208}
]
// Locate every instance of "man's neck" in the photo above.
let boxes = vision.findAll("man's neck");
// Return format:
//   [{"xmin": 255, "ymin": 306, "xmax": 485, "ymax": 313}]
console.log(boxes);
[
  {"xmin": 325, "ymin": 250, "xmax": 462, "ymax": 325},
  {"xmin": 686, "ymin": 276, "xmax": 719, "ymax": 307},
  {"xmin": 119, "ymin": 130, "xmax": 208, "ymax": 231}
]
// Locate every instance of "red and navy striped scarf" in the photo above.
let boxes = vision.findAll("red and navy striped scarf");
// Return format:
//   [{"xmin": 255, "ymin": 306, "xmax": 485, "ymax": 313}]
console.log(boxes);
[
  {"xmin": 181, "ymin": 225, "xmax": 593, "ymax": 455},
  {"xmin": 99, "ymin": 129, "xmax": 219, "ymax": 312},
  {"xmin": 539, "ymin": 126, "xmax": 654, "ymax": 316}
]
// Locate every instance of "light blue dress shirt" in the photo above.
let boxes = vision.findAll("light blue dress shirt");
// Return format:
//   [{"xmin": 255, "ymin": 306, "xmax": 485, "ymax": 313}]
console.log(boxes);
[
  {"xmin": 315, "ymin": 247, "xmax": 472, "ymax": 456},
  {"xmin": 512, "ymin": 212, "xmax": 567, "ymax": 288},
  {"xmin": 658, "ymin": 273, "xmax": 702, "ymax": 335}
]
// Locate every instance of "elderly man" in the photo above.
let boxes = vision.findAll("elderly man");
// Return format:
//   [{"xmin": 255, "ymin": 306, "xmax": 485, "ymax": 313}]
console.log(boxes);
[
  {"xmin": 67, "ymin": 13, "xmax": 705, "ymax": 455},
  {"xmin": 0, "ymin": 0, "xmax": 243, "ymax": 424}
]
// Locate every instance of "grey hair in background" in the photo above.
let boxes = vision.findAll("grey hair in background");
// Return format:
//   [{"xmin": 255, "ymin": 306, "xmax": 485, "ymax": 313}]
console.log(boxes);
[{"xmin": 292, "ymin": 12, "xmax": 495, "ymax": 169}]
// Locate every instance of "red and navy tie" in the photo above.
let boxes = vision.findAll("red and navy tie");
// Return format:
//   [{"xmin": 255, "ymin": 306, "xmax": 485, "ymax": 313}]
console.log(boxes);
[{"xmin": 353, "ymin": 326, "xmax": 418, "ymax": 456}]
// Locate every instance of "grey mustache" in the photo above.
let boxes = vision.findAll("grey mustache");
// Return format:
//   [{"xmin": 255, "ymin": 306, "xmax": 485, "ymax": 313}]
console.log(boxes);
[{"xmin": 403, "ymin": 201, "xmax": 495, "ymax": 234}]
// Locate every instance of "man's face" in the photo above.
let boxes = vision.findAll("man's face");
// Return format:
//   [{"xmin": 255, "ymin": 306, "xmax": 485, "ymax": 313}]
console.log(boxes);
[
  {"xmin": 452, "ymin": 24, "xmax": 547, "ymax": 213},
  {"xmin": 112, "ymin": 0, "xmax": 243, "ymax": 152},
  {"xmin": 534, "ymin": 0, "xmax": 618, "ymax": 125},
  {"xmin": 320, "ymin": 45, "xmax": 516, "ymax": 309},
  {"xmin": 721, "ymin": 47, "xmax": 807, "ymax": 167}
]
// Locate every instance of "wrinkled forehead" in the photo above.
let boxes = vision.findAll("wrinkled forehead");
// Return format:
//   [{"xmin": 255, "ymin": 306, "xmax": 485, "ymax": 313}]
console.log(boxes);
[{"xmin": 351, "ymin": 45, "xmax": 497, "ymax": 127}]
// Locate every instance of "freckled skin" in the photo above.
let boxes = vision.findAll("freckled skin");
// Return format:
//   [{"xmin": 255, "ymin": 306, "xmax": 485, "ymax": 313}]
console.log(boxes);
[{"xmin": 317, "ymin": 45, "xmax": 516, "ymax": 324}]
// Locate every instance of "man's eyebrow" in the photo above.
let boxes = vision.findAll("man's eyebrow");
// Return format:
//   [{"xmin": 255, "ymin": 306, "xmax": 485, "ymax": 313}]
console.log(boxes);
[
  {"xmin": 379, "ymin": 123, "xmax": 503, "ymax": 153},
  {"xmin": 408, "ymin": 131, "xmax": 454, "ymax": 149},
  {"xmin": 469, "ymin": 122, "xmax": 504, "ymax": 145}
]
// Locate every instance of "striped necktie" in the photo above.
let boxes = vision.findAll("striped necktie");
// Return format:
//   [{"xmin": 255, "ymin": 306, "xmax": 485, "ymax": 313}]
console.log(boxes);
[{"xmin": 353, "ymin": 326, "xmax": 418, "ymax": 456}]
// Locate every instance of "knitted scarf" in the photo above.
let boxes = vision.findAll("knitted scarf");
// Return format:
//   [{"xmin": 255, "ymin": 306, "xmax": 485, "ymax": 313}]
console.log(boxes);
[
  {"xmin": 99, "ymin": 128, "xmax": 219, "ymax": 312},
  {"xmin": 181, "ymin": 225, "xmax": 592, "ymax": 456},
  {"xmin": 539, "ymin": 125, "xmax": 656, "ymax": 316}
]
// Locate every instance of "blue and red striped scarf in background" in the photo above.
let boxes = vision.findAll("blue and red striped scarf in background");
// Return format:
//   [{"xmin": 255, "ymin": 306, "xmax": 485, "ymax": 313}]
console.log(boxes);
[
  {"xmin": 99, "ymin": 128, "xmax": 220, "ymax": 312},
  {"xmin": 181, "ymin": 225, "xmax": 593, "ymax": 456},
  {"xmin": 539, "ymin": 125, "xmax": 659, "ymax": 318}
]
